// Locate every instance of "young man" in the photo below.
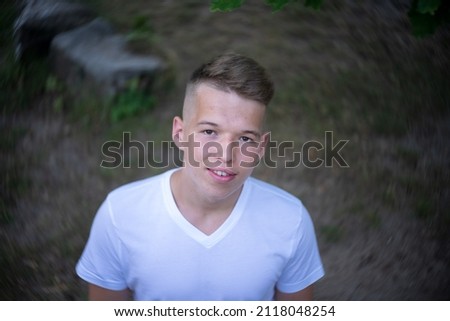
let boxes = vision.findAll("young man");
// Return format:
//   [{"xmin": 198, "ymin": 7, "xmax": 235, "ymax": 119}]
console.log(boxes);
[{"xmin": 76, "ymin": 53, "xmax": 324, "ymax": 300}]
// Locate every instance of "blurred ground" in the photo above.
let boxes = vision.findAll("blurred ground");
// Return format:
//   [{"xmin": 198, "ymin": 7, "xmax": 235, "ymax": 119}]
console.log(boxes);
[{"xmin": 1, "ymin": 0, "xmax": 449, "ymax": 300}]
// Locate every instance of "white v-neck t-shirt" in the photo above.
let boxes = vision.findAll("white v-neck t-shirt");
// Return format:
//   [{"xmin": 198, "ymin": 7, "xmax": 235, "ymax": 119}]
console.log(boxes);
[{"xmin": 76, "ymin": 168, "xmax": 324, "ymax": 300}]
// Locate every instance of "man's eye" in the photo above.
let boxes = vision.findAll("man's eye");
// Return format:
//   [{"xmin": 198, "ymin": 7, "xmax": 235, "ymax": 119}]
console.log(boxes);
[
  {"xmin": 203, "ymin": 130, "xmax": 214, "ymax": 135},
  {"xmin": 240, "ymin": 136, "xmax": 254, "ymax": 143}
]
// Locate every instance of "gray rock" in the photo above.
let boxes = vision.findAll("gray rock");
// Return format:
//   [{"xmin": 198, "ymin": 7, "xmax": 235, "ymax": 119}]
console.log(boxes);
[
  {"xmin": 14, "ymin": 0, "xmax": 96, "ymax": 60},
  {"xmin": 50, "ymin": 18, "xmax": 166, "ymax": 99}
]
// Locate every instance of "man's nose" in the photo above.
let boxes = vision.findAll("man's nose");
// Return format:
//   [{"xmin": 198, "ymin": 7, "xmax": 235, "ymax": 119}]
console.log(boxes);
[{"xmin": 218, "ymin": 137, "xmax": 238, "ymax": 164}]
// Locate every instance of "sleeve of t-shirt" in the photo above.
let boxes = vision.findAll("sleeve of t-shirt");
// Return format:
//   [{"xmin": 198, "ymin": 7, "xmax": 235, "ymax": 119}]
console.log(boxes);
[
  {"xmin": 276, "ymin": 206, "xmax": 325, "ymax": 294},
  {"xmin": 75, "ymin": 197, "xmax": 128, "ymax": 291}
]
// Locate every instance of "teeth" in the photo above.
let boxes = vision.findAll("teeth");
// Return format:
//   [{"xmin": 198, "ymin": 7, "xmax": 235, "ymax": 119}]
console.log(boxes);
[{"xmin": 213, "ymin": 170, "xmax": 229, "ymax": 177}]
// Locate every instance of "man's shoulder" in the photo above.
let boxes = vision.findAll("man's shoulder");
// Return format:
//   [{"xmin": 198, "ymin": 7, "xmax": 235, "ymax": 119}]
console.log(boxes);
[
  {"xmin": 98, "ymin": 169, "xmax": 176, "ymax": 224},
  {"xmin": 108, "ymin": 169, "xmax": 173, "ymax": 198},
  {"xmin": 244, "ymin": 176, "xmax": 311, "ymax": 237},
  {"xmin": 105, "ymin": 169, "xmax": 174, "ymax": 210},
  {"xmin": 246, "ymin": 176, "xmax": 302, "ymax": 208}
]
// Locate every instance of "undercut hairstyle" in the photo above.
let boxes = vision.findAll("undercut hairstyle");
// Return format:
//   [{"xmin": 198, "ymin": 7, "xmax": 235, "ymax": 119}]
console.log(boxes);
[{"xmin": 188, "ymin": 53, "xmax": 274, "ymax": 106}]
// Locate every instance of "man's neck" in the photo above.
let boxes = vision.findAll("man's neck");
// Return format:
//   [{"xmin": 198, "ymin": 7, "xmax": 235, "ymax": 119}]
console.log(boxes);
[{"xmin": 170, "ymin": 169, "xmax": 242, "ymax": 235}]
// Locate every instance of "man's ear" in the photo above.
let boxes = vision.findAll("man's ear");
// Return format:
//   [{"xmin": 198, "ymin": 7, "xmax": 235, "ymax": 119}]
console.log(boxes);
[{"xmin": 172, "ymin": 116, "xmax": 184, "ymax": 149}]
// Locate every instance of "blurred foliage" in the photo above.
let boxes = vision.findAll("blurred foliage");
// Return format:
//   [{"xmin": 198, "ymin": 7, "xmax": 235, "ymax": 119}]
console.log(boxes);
[
  {"xmin": 110, "ymin": 78, "xmax": 156, "ymax": 122},
  {"xmin": 211, "ymin": 0, "xmax": 323, "ymax": 12},
  {"xmin": 211, "ymin": 0, "xmax": 244, "ymax": 12},
  {"xmin": 0, "ymin": 1, "xmax": 50, "ymax": 111},
  {"xmin": 0, "ymin": 1, "xmax": 44, "ymax": 227},
  {"xmin": 417, "ymin": 0, "xmax": 441, "ymax": 14},
  {"xmin": 211, "ymin": 0, "xmax": 450, "ymax": 36},
  {"xmin": 409, "ymin": 0, "xmax": 450, "ymax": 36},
  {"xmin": 126, "ymin": 14, "xmax": 155, "ymax": 42}
]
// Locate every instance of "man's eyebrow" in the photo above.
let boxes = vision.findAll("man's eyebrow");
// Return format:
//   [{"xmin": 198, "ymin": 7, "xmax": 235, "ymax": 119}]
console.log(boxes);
[
  {"xmin": 196, "ymin": 121, "xmax": 219, "ymax": 127},
  {"xmin": 242, "ymin": 130, "xmax": 261, "ymax": 139},
  {"xmin": 196, "ymin": 121, "xmax": 261, "ymax": 138}
]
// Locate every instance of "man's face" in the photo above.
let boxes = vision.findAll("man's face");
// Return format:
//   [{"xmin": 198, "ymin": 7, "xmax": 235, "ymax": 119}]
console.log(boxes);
[{"xmin": 173, "ymin": 83, "xmax": 268, "ymax": 201}]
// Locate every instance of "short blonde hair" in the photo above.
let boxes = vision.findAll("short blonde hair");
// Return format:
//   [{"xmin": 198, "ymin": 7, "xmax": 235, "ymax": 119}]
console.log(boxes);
[{"xmin": 188, "ymin": 53, "xmax": 274, "ymax": 106}]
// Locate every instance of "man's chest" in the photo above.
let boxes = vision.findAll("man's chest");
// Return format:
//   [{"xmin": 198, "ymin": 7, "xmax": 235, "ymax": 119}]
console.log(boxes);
[{"xmin": 124, "ymin": 225, "xmax": 288, "ymax": 300}]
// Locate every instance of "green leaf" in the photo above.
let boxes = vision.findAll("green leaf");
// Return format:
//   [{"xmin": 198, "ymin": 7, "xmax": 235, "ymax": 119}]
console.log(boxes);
[
  {"xmin": 265, "ymin": 0, "xmax": 290, "ymax": 11},
  {"xmin": 304, "ymin": 0, "xmax": 324, "ymax": 10},
  {"xmin": 417, "ymin": 0, "xmax": 441, "ymax": 15},
  {"xmin": 210, "ymin": 0, "xmax": 244, "ymax": 12}
]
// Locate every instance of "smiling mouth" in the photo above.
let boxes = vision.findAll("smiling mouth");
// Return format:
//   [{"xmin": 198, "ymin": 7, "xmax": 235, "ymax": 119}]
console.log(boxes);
[
  {"xmin": 208, "ymin": 168, "xmax": 236, "ymax": 178},
  {"xmin": 212, "ymin": 170, "xmax": 231, "ymax": 177}
]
